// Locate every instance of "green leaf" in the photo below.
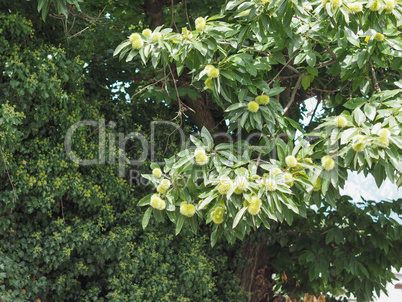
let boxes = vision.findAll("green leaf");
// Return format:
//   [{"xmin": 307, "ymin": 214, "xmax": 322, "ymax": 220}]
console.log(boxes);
[
  {"xmin": 225, "ymin": 102, "xmax": 246, "ymax": 112},
  {"xmin": 233, "ymin": 207, "xmax": 248, "ymax": 228},
  {"xmin": 173, "ymin": 154, "xmax": 194, "ymax": 169},
  {"xmin": 175, "ymin": 215, "xmax": 185, "ymax": 235},
  {"xmin": 354, "ymin": 107, "xmax": 366, "ymax": 126},
  {"xmin": 306, "ymin": 66, "xmax": 318, "ymax": 76},
  {"xmin": 138, "ymin": 193, "xmax": 153, "ymax": 206},
  {"xmin": 201, "ymin": 127, "xmax": 214, "ymax": 150},
  {"xmin": 302, "ymin": 74, "xmax": 314, "ymax": 90},
  {"xmin": 344, "ymin": 97, "xmax": 366, "ymax": 109},
  {"xmin": 364, "ymin": 103, "xmax": 376, "ymax": 121},
  {"xmin": 142, "ymin": 208, "xmax": 152, "ymax": 229},
  {"xmin": 113, "ymin": 41, "xmax": 131, "ymax": 56}
]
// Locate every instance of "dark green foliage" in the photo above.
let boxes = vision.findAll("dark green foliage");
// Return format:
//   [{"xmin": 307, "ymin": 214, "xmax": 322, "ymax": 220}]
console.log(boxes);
[{"xmin": 0, "ymin": 11, "xmax": 246, "ymax": 301}]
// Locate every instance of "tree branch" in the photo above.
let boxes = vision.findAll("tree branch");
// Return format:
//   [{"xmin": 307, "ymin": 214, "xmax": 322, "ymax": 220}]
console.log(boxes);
[
  {"xmin": 283, "ymin": 73, "xmax": 304, "ymax": 115},
  {"xmin": 326, "ymin": 46, "xmax": 337, "ymax": 60},
  {"xmin": 369, "ymin": 59, "xmax": 381, "ymax": 93}
]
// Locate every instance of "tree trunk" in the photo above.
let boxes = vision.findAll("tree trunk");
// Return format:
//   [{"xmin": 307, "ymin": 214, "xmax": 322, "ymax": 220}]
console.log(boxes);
[
  {"xmin": 183, "ymin": 96, "xmax": 217, "ymax": 133},
  {"xmin": 144, "ymin": 0, "xmax": 165, "ymax": 29},
  {"xmin": 236, "ymin": 239, "xmax": 277, "ymax": 302}
]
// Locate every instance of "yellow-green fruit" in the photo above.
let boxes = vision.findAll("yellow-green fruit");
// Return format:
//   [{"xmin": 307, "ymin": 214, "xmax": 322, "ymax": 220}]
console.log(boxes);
[
  {"xmin": 160, "ymin": 179, "xmax": 171, "ymax": 189},
  {"xmin": 248, "ymin": 101, "xmax": 259, "ymax": 113},
  {"xmin": 157, "ymin": 184, "xmax": 167, "ymax": 194},
  {"xmin": 352, "ymin": 135, "xmax": 365, "ymax": 152},
  {"xmin": 194, "ymin": 148, "xmax": 209, "ymax": 165},
  {"xmin": 284, "ymin": 172, "xmax": 294, "ymax": 187},
  {"xmin": 321, "ymin": 155, "xmax": 336, "ymax": 171},
  {"xmin": 152, "ymin": 168, "xmax": 162, "ymax": 178},
  {"xmin": 131, "ymin": 38, "xmax": 144, "ymax": 49},
  {"xmin": 330, "ymin": 0, "xmax": 342, "ymax": 10},
  {"xmin": 249, "ymin": 196, "xmax": 262, "ymax": 207},
  {"xmin": 348, "ymin": 2, "xmax": 363, "ymax": 13},
  {"xmin": 129, "ymin": 33, "xmax": 141, "ymax": 43},
  {"xmin": 369, "ymin": 0, "xmax": 381, "ymax": 11},
  {"xmin": 255, "ymin": 95, "xmax": 270, "ymax": 105},
  {"xmin": 217, "ymin": 176, "xmax": 233, "ymax": 195},
  {"xmin": 205, "ymin": 78, "xmax": 213, "ymax": 90},
  {"xmin": 150, "ymin": 194, "xmax": 166, "ymax": 210},
  {"xmin": 270, "ymin": 168, "xmax": 282, "ymax": 176},
  {"xmin": 313, "ymin": 178, "xmax": 322, "ymax": 192},
  {"xmin": 334, "ymin": 115, "xmax": 347, "ymax": 128},
  {"xmin": 195, "ymin": 17, "xmax": 206, "ymax": 25},
  {"xmin": 151, "ymin": 32, "xmax": 161, "ymax": 43},
  {"xmin": 234, "ymin": 176, "xmax": 248, "ymax": 194},
  {"xmin": 265, "ymin": 179, "xmax": 277, "ymax": 192},
  {"xmin": 195, "ymin": 153, "xmax": 209, "ymax": 165},
  {"xmin": 384, "ymin": 0, "xmax": 395, "ymax": 13},
  {"xmin": 211, "ymin": 207, "xmax": 225, "ymax": 224},
  {"xmin": 132, "ymin": 38, "xmax": 144, "ymax": 49},
  {"xmin": 180, "ymin": 202, "xmax": 196, "ymax": 217},
  {"xmin": 207, "ymin": 67, "xmax": 220, "ymax": 78},
  {"xmin": 196, "ymin": 22, "xmax": 206, "ymax": 32},
  {"xmin": 285, "ymin": 155, "xmax": 298, "ymax": 168},
  {"xmin": 379, "ymin": 137, "xmax": 389, "ymax": 147},
  {"xmin": 247, "ymin": 204, "xmax": 260, "ymax": 215},
  {"xmin": 142, "ymin": 29, "xmax": 152, "ymax": 37},
  {"xmin": 194, "ymin": 147, "xmax": 206, "ymax": 157},
  {"xmin": 378, "ymin": 128, "xmax": 391, "ymax": 139},
  {"xmin": 374, "ymin": 32, "xmax": 384, "ymax": 42}
]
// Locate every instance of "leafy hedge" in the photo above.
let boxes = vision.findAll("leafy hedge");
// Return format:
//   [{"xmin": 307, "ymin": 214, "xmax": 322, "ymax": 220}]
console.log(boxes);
[{"xmin": 0, "ymin": 13, "xmax": 247, "ymax": 302}]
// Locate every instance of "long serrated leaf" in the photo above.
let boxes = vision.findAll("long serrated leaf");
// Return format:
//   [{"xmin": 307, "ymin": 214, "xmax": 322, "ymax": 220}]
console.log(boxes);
[
  {"xmin": 233, "ymin": 207, "xmax": 248, "ymax": 228},
  {"xmin": 175, "ymin": 215, "xmax": 185, "ymax": 235},
  {"xmin": 173, "ymin": 154, "xmax": 194, "ymax": 169},
  {"xmin": 113, "ymin": 41, "xmax": 131, "ymax": 56},
  {"xmin": 142, "ymin": 207, "xmax": 152, "ymax": 229},
  {"xmin": 225, "ymin": 102, "xmax": 246, "ymax": 112},
  {"xmin": 354, "ymin": 107, "xmax": 366, "ymax": 126},
  {"xmin": 201, "ymin": 127, "xmax": 214, "ymax": 150},
  {"xmin": 137, "ymin": 193, "xmax": 153, "ymax": 206},
  {"xmin": 199, "ymin": 193, "xmax": 218, "ymax": 210}
]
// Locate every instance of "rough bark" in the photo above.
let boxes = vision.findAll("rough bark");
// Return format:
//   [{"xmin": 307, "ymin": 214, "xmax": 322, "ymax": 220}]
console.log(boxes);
[
  {"xmin": 236, "ymin": 239, "xmax": 276, "ymax": 302},
  {"xmin": 183, "ymin": 96, "xmax": 217, "ymax": 133},
  {"xmin": 144, "ymin": 0, "xmax": 165, "ymax": 29}
]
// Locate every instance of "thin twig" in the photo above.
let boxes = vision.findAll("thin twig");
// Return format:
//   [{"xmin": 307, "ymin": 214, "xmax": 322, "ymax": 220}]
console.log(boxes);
[
  {"xmin": 87, "ymin": 124, "xmax": 102, "ymax": 139},
  {"xmin": 283, "ymin": 73, "xmax": 304, "ymax": 115},
  {"xmin": 184, "ymin": 0, "xmax": 192, "ymax": 31},
  {"xmin": 267, "ymin": 55, "xmax": 300, "ymax": 86},
  {"xmin": 326, "ymin": 46, "xmax": 337, "ymax": 60},
  {"xmin": 369, "ymin": 59, "xmax": 381, "ymax": 93},
  {"xmin": 170, "ymin": 0, "xmax": 179, "ymax": 32},
  {"xmin": 0, "ymin": 146, "xmax": 17, "ymax": 203},
  {"xmin": 285, "ymin": 65, "xmax": 300, "ymax": 74},
  {"xmin": 130, "ymin": 76, "xmax": 167, "ymax": 99},
  {"xmin": 167, "ymin": 64, "xmax": 194, "ymax": 123},
  {"xmin": 51, "ymin": 5, "xmax": 107, "ymax": 38},
  {"xmin": 68, "ymin": 26, "xmax": 89, "ymax": 38}
]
